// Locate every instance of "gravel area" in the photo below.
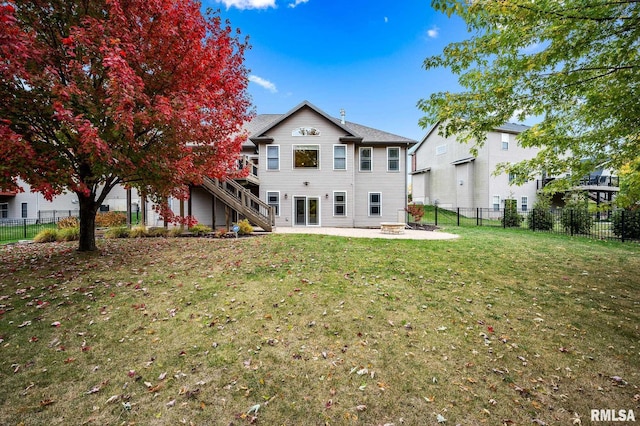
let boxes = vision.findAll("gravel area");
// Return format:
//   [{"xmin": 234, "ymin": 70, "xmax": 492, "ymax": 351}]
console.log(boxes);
[{"xmin": 273, "ymin": 226, "xmax": 459, "ymax": 240}]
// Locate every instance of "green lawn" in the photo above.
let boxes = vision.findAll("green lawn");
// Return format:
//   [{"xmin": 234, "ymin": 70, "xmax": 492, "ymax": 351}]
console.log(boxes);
[{"xmin": 0, "ymin": 228, "xmax": 638, "ymax": 425}]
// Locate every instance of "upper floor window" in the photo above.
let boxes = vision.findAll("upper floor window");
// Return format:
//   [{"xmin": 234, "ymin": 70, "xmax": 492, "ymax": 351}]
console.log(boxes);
[
  {"xmin": 334, "ymin": 145, "xmax": 347, "ymax": 170},
  {"xmin": 360, "ymin": 147, "xmax": 372, "ymax": 171},
  {"xmin": 501, "ymin": 133, "xmax": 509, "ymax": 150},
  {"xmin": 521, "ymin": 196, "xmax": 528, "ymax": 212},
  {"xmin": 387, "ymin": 147, "xmax": 400, "ymax": 172},
  {"xmin": 266, "ymin": 145, "xmax": 279, "ymax": 170},
  {"xmin": 294, "ymin": 145, "xmax": 319, "ymax": 169},
  {"xmin": 436, "ymin": 144, "xmax": 447, "ymax": 155},
  {"xmin": 0, "ymin": 203, "xmax": 8, "ymax": 219},
  {"xmin": 292, "ymin": 127, "xmax": 320, "ymax": 136}
]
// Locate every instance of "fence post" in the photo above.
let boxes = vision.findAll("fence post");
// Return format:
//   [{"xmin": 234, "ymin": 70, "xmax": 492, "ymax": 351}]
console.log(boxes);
[
  {"xmin": 457, "ymin": 207, "xmax": 460, "ymax": 226},
  {"xmin": 435, "ymin": 205, "xmax": 438, "ymax": 226},
  {"xmin": 621, "ymin": 210, "xmax": 626, "ymax": 243},
  {"xmin": 503, "ymin": 208, "xmax": 506, "ymax": 229},
  {"xmin": 476, "ymin": 208, "xmax": 479, "ymax": 226},
  {"xmin": 23, "ymin": 219, "xmax": 27, "ymax": 239}
]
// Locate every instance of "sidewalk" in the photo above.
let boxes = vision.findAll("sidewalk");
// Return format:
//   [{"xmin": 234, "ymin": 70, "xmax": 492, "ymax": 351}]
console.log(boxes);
[{"xmin": 272, "ymin": 226, "xmax": 459, "ymax": 240}]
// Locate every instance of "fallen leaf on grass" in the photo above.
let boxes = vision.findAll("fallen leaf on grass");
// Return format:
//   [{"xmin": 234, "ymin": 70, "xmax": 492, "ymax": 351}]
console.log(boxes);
[{"xmin": 39, "ymin": 399, "xmax": 55, "ymax": 407}]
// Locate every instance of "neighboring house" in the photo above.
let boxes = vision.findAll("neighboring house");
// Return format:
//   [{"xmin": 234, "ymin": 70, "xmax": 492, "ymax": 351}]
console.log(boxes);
[
  {"xmin": 190, "ymin": 100, "xmax": 417, "ymax": 228},
  {"xmin": 409, "ymin": 121, "xmax": 620, "ymax": 212},
  {"xmin": 3, "ymin": 101, "xmax": 416, "ymax": 230},
  {"xmin": 409, "ymin": 122, "xmax": 539, "ymax": 212}
]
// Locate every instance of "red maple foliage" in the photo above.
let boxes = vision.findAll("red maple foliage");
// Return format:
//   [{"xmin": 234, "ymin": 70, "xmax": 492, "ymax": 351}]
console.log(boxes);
[{"xmin": 0, "ymin": 0, "xmax": 253, "ymax": 251}]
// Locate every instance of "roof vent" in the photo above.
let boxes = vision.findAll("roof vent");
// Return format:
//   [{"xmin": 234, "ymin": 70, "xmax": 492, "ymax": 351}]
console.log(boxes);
[{"xmin": 340, "ymin": 108, "xmax": 345, "ymax": 125}]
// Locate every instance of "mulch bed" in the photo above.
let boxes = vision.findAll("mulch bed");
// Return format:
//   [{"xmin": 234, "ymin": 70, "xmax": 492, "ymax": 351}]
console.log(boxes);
[{"xmin": 407, "ymin": 223, "xmax": 441, "ymax": 232}]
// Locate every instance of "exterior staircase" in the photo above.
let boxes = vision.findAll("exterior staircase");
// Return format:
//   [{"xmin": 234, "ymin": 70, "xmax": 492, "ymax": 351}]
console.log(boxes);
[{"xmin": 200, "ymin": 176, "xmax": 274, "ymax": 232}]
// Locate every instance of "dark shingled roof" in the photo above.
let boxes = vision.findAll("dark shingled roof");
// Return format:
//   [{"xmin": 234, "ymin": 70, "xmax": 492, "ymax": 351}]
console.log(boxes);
[{"xmin": 242, "ymin": 101, "xmax": 416, "ymax": 147}]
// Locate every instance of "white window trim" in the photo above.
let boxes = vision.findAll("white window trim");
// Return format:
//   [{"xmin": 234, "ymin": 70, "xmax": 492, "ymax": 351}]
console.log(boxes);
[
  {"xmin": 387, "ymin": 147, "xmax": 401, "ymax": 172},
  {"xmin": 368, "ymin": 192, "xmax": 382, "ymax": 217},
  {"xmin": 266, "ymin": 145, "xmax": 280, "ymax": 171},
  {"xmin": 501, "ymin": 133, "xmax": 509, "ymax": 150},
  {"xmin": 333, "ymin": 145, "xmax": 347, "ymax": 171},
  {"xmin": 292, "ymin": 144, "xmax": 321, "ymax": 170},
  {"xmin": 521, "ymin": 196, "xmax": 528, "ymax": 212},
  {"xmin": 333, "ymin": 190, "xmax": 347, "ymax": 217},
  {"xmin": 492, "ymin": 195, "xmax": 501, "ymax": 211},
  {"xmin": 436, "ymin": 144, "xmax": 447, "ymax": 155},
  {"xmin": 359, "ymin": 147, "xmax": 373, "ymax": 172},
  {"xmin": 267, "ymin": 191, "xmax": 280, "ymax": 217}
]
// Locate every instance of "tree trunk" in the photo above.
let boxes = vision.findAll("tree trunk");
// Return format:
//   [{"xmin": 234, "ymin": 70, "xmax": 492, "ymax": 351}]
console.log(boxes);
[{"xmin": 78, "ymin": 193, "xmax": 99, "ymax": 252}]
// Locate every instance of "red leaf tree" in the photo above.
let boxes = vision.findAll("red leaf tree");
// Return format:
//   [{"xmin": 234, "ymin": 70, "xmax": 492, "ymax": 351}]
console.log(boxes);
[{"xmin": 0, "ymin": 0, "xmax": 253, "ymax": 251}]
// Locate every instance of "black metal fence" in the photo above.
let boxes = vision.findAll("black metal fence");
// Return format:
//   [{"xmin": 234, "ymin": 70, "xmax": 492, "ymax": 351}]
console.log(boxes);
[
  {"xmin": 0, "ymin": 217, "xmax": 59, "ymax": 243},
  {"xmin": 414, "ymin": 206, "xmax": 640, "ymax": 242}
]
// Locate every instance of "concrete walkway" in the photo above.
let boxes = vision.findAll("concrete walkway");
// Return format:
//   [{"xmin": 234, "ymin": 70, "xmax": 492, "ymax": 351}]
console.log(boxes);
[{"xmin": 273, "ymin": 226, "xmax": 459, "ymax": 240}]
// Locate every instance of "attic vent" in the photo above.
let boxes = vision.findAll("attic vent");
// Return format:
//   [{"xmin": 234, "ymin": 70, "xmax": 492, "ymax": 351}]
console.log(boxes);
[{"xmin": 340, "ymin": 108, "xmax": 345, "ymax": 124}]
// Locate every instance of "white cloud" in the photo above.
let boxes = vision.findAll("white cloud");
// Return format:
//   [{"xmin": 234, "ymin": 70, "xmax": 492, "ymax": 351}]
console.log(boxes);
[
  {"xmin": 384, "ymin": 16, "xmax": 389, "ymax": 23},
  {"xmin": 249, "ymin": 75, "xmax": 277, "ymax": 93},
  {"xmin": 216, "ymin": 0, "xmax": 276, "ymax": 10},
  {"xmin": 288, "ymin": 0, "xmax": 309, "ymax": 7},
  {"xmin": 427, "ymin": 26, "xmax": 439, "ymax": 38}
]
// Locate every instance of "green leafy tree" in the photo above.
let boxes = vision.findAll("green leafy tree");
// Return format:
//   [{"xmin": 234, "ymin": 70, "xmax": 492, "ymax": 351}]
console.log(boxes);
[{"xmin": 419, "ymin": 0, "xmax": 640, "ymax": 188}]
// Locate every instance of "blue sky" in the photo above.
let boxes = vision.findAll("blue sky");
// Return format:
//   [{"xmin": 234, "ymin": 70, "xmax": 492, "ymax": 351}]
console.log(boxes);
[{"xmin": 201, "ymin": 0, "xmax": 470, "ymax": 141}]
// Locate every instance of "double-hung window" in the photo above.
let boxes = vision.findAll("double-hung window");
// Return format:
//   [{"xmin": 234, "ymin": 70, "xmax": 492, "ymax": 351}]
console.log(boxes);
[
  {"xmin": 492, "ymin": 195, "xmax": 501, "ymax": 211},
  {"xmin": 501, "ymin": 133, "xmax": 509, "ymax": 150},
  {"xmin": 334, "ymin": 191, "xmax": 347, "ymax": 216},
  {"xmin": 267, "ymin": 192, "xmax": 280, "ymax": 216},
  {"xmin": 387, "ymin": 147, "xmax": 400, "ymax": 172},
  {"xmin": 360, "ymin": 147, "xmax": 372, "ymax": 171},
  {"xmin": 333, "ymin": 145, "xmax": 346, "ymax": 170},
  {"xmin": 266, "ymin": 145, "xmax": 279, "ymax": 171},
  {"xmin": 369, "ymin": 192, "xmax": 382, "ymax": 217}
]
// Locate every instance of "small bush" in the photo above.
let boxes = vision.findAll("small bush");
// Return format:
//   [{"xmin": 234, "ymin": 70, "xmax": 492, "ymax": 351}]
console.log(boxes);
[
  {"xmin": 190, "ymin": 224, "xmax": 212, "ymax": 236},
  {"xmin": 129, "ymin": 225, "xmax": 148, "ymax": 238},
  {"xmin": 528, "ymin": 196, "xmax": 554, "ymax": 231},
  {"xmin": 104, "ymin": 227, "xmax": 130, "ymax": 239},
  {"xmin": 237, "ymin": 219, "xmax": 253, "ymax": 235},
  {"xmin": 168, "ymin": 228, "xmax": 184, "ymax": 237},
  {"xmin": 57, "ymin": 227, "xmax": 80, "ymax": 242},
  {"xmin": 560, "ymin": 192, "xmax": 592, "ymax": 235},
  {"xmin": 147, "ymin": 227, "xmax": 169, "ymax": 238},
  {"xmin": 405, "ymin": 204, "xmax": 425, "ymax": 223},
  {"xmin": 501, "ymin": 199, "xmax": 523, "ymax": 227},
  {"xmin": 57, "ymin": 216, "xmax": 79, "ymax": 229},
  {"xmin": 34, "ymin": 229, "xmax": 59, "ymax": 243},
  {"xmin": 96, "ymin": 211, "xmax": 126, "ymax": 228},
  {"xmin": 612, "ymin": 209, "xmax": 640, "ymax": 239},
  {"xmin": 215, "ymin": 228, "xmax": 229, "ymax": 238}
]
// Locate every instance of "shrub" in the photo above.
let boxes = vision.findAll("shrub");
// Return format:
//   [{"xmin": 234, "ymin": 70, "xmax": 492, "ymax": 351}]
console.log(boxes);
[
  {"xmin": 560, "ymin": 192, "xmax": 593, "ymax": 235},
  {"xmin": 501, "ymin": 199, "xmax": 523, "ymax": 227},
  {"xmin": 129, "ymin": 225, "xmax": 148, "ymax": 238},
  {"xmin": 189, "ymin": 224, "xmax": 212, "ymax": 236},
  {"xmin": 168, "ymin": 227, "xmax": 184, "ymax": 237},
  {"xmin": 528, "ymin": 196, "xmax": 554, "ymax": 231},
  {"xmin": 34, "ymin": 229, "xmax": 59, "ymax": 243},
  {"xmin": 147, "ymin": 227, "xmax": 169, "ymax": 238},
  {"xmin": 57, "ymin": 216, "xmax": 79, "ymax": 229},
  {"xmin": 96, "ymin": 211, "xmax": 126, "ymax": 227},
  {"xmin": 104, "ymin": 227, "xmax": 130, "ymax": 239},
  {"xmin": 612, "ymin": 209, "xmax": 640, "ymax": 239},
  {"xmin": 57, "ymin": 227, "xmax": 80, "ymax": 242},
  {"xmin": 237, "ymin": 219, "xmax": 253, "ymax": 235},
  {"xmin": 405, "ymin": 204, "xmax": 425, "ymax": 223}
]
